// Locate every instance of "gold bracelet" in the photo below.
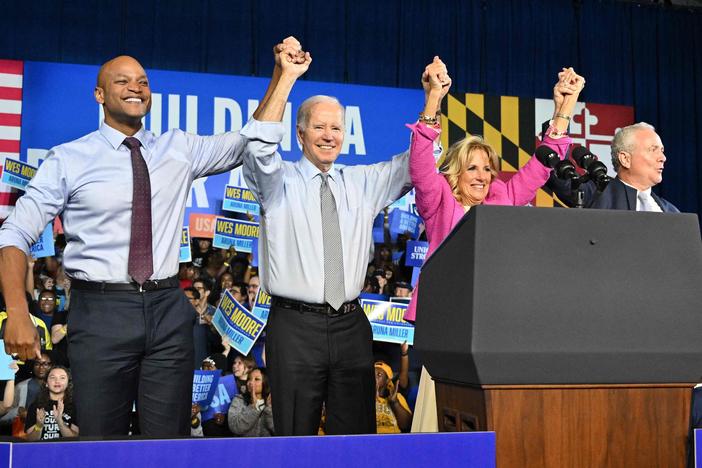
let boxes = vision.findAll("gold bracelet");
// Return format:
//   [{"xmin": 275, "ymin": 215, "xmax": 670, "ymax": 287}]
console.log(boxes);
[
  {"xmin": 34, "ymin": 423, "xmax": 43, "ymax": 432},
  {"xmin": 555, "ymin": 113, "xmax": 570, "ymax": 121},
  {"xmin": 418, "ymin": 112, "xmax": 438, "ymax": 125}
]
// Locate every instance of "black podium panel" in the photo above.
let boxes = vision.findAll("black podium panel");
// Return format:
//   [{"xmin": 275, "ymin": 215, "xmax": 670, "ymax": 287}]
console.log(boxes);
[{"xmin": 415, "ymin": 205, "xmax": 702, "ymax": 385}]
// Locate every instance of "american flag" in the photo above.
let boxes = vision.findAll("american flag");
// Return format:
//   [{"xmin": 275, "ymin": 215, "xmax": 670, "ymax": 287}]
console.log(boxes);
[{"xmin": 0, "ymin": 60, "xmax": 22, "ymax": 220}]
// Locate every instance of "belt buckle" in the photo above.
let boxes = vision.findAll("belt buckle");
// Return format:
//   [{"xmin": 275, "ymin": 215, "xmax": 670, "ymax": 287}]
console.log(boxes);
[{"xmin": 140, "ymin": 280, "xmax": 158, "ymax": 292}]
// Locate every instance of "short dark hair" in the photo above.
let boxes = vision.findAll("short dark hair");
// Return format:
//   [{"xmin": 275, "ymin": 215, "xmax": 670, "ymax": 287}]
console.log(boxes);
[
  {"xmin": 184, "ymin": 287, "xmax": 200, "ymax": 300},
  {"xmin": 193, "ymin": 277, "xmax": 213, "ymax": 292}
]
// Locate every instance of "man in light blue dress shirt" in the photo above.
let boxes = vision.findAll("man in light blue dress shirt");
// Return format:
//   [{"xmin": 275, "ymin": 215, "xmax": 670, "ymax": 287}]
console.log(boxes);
[
  {"xmin": 0, "ymin": 55, "xmax": 252, "ymax": 437},
  {"xmin": 241, "ymin": 41, "xmax": 417, "ymax": 435}
]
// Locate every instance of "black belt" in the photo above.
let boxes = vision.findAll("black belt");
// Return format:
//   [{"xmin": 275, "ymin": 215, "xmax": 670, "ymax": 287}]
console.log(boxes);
[
  {"xmin": 271, "ymin": 296, "xmax": 359, "ymax": 317},
  {"xmin": 71, "ymin": 275, "xmax": 179, "ymax": 293}
]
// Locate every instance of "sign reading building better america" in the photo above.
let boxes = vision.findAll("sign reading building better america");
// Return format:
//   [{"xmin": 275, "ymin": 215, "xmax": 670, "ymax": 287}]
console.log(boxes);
[
  {"xmin": 222, "ymin": 185, "xmax": 260, "ymax": 216},
  {"xmin": 361, "ymin": 299, "xmax": 414, "ymax": 345},
  {"xmin": 212, "ymin": 289, "xmax": 266, "ymax": 355},
  {"xmin": 180, "ymin": 227, "xmax": 192, "ymax": 263},
  {"xmin": 212, "ymin": 216, "xmax": 259, "ymax": 253},
  {"xmin": 1, "ymin": 158, "xmax": 36, "ymax": 190},
  {"xmin": 29, "ymin": 224, "xmax": 55, "ymax": 259}
]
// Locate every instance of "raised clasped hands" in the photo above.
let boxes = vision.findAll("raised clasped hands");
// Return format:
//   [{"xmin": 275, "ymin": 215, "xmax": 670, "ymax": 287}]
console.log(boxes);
[
  {"xmin": 423, "ymin": 56, "xmax": 452, "ymax": 99},
  {"xmin": 553, "ymin": 67, "xmax": 585, "ymax": 108},
  {"xmin": 274, "ymin": 36, "xmax": 312, "ymax": 78}
]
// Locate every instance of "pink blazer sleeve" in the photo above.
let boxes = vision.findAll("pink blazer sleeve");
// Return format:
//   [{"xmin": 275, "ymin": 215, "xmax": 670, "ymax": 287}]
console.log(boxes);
[{"xmin": 408, "ymin": 122, "xmax": 444, "ymax": 219}]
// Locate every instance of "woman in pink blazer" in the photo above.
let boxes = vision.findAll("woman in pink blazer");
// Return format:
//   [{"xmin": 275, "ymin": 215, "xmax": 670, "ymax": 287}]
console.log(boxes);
[{"xmin": 406, "ymin": 58, "xmax": 585, "ymax": 324}]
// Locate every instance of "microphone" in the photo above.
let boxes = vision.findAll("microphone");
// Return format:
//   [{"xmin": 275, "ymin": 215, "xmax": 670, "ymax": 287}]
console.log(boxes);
[
  {"xmin": 571, "ymin": 146, "xmax": 611, "ymax": 190},
  {"xmin": 555, "ymin": 159, "xmax": 578, "ymax": 180},
  {"xmin": 571, "ymin": 146, "xmax": 598, "ymax": 171},
  {"xmin": 535, "ymin": 145, "xmax": 560, "ymax": 168}
]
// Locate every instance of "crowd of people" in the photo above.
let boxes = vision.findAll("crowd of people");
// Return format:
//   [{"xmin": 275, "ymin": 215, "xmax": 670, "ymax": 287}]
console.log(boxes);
[{"xmin": 0, "ymin": 230, "xmax": 420, "ymax": 439}]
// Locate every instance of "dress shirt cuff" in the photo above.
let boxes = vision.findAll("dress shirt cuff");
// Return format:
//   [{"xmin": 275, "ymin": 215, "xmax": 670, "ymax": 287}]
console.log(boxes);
[{"xmin": 241, "ymin": 118, "xmax": 286, "ymax": 144}]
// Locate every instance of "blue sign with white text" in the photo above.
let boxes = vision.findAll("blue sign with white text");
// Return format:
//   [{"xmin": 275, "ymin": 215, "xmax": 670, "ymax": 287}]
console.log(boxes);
[
  {"xmin": 201, "ymin": 374, "xmax": 238, "ymax": 422},
  {"xmin": 17, "ymin": 61, "xmax": 425, "ymax": 225},
  {"xmin": 251, "ymin": 288, "xmax": 271, "ymax": 321},
  {"xmin": 361, "ymin": 299, "xmax": 414, "ymax": 345},
  {"xmin": 192, "ymin": 370, "xmax": 220, "ymax": 410},
  {"xmin": 405, "ymin": 241, "xmax": 429, "ymax": 267},
  {"xmin": 29, "ymin": 224, "xmax": 55, "ymax": 259},
  {"xmin": 389, "ymin": 209, "xmax": 421, "ymax": 240}
]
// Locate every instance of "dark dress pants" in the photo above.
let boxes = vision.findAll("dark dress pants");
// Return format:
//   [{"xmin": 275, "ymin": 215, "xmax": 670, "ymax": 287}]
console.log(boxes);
[
  {"xmin": 266, "ymin": 302, "xmax": 376, "ymax": 435},
  {"xmin": 68, "ymin": 287, "xmax": 194, "ymax": 437}
]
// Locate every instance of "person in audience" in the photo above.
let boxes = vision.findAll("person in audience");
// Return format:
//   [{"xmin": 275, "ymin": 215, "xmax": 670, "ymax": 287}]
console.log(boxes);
[
  {"xmin": 393, "ymin": 282, "xmax": 413, "ymax": 298},
  {"xmin": 233, "ymin": 354, "xmax": 257, "ymax": 394},
  {"xmin": 246, "ymin": 275, "xmax": 260, "ymax": 309},
  {"xmin": 229, "ymin": 282, "xmax": 248, "ymax": 306},
  {"xmin": 374, "ymin": 360, "xmax": 411, "ymax": 433},
  {"xmin": 0, "ymin": 352, "xmax": 51, "ymax": 431},
  {"xmin": 228, "ymin": 368, "xmax": 274, "ymax": 437},
  {"xmin": 35, "ymin": 290, "xmax": 58, "ymax": 331},
  {"xmin": 24, "ymin": 366, "xmax": 78, "ymax": 440}
]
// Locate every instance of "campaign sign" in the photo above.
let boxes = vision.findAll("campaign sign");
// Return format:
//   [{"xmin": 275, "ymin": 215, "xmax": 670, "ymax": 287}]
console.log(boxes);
[
  {"xmin": 251, "ymin": 288, "xmax": 271, "ymax": 321},
  {"xmin": 29, "ymin": 224, "xmax": 55, "ymax": 259},
  {"xmin": 361, "ymin": 299, "xmax": 414, "ymax": 345},
  {"xmin": 212, "ymin": 217, "xmax": 259, "ymax": 253},
  {"xmin": 212, "ymin": 290, "xmax": 266, "ymax": 355},
  {"xmin": 0, "ymin": 341, "xmax": 16, "ymax": 381},
  {"xmin": 251, "ymin": 237, "xmax": 259, "ymax": 268},
  {"xmin": 189, "ymin": 213, "xmax": 217, "ymax": 239},
  {"xmin": 180, "ymin": 227, "xmax": 192, "ymax": 263},
  {"xmin": 201, "ymin": 374, "xmax": 238, "ymax": 422},
  {"xmin": 222, "ymin": 185, "xmax": 260, "ymax": 216},
  {"xmin": 405, "ymin": 241, "xmax": 429, "ymax": 268},
  {"xmin": 192, "ymin": 370, "xmax": 220, "ymax": 410},
  {"xmin": 1, "ymin": 158, "xmax": 36, "ymax": 190},
  {"xmin": 388, "ymin": 209, "xmax": 421, "ymax": 240}
]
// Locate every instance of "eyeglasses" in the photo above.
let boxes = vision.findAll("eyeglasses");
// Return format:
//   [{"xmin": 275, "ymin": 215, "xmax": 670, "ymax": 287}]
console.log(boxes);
[{"xmin": 39, "ymin": 298, "xmax": 55, "ymax": 302}]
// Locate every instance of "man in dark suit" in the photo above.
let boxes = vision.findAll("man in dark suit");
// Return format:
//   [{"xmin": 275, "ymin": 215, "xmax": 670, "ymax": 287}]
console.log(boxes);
[{"xmin": 550, "ymin": 122, "xmax": 679, "ymax": 212}]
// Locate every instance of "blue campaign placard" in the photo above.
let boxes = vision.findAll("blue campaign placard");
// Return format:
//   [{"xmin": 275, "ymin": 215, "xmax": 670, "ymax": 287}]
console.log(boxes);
[
  {"xmin": 251, "ymin": 237, "xmax": 259, "ymax": 268},
  {"xmin": 192, "ymin": 370, "xmax": 220, "ymax": 410},
  {"xmin": 360, "ymin": 299, "xmax": 414, "ymax": 345},
  {"xmin": 1, "ymin": 158, "xmax": 37, "ymax": 190},
  {"xmin": 411, "ymin": 267, "xmax": 421, "ymax": 288},
  {"xmin": 29, "ymin": 224, "xmax": 55, "ymax": 259},
  {"xmin": 251, "ymin": 288, "xmax": 271, "ymax": 321},
  {"xmin": 388, "ymin": 208, "xmax": 421, "ymax": 240},
  {"xmin": 222, "ymin": 185, "xmax": 260, "ymax": 216},
  {"xmin": 405, "ymin": 241, "xmax": 429, "ymax": 267},
  {"xmin": 180, "ymin": 227, "xmax": 192, "ymax": 263},
  {"xmin": 212, "ymin": 216, "xmax": 259, "ymax": 253},
  {"xmin": 201, "ymin": 374, "xmax": 238, "ymax": 422},
  {"xmin": 212, "ymin": 290, "xmax": 266, "ymax": 356},
  {"xmin": 0, "ymin": 341, "xmax": 15, "ymax": 381}
]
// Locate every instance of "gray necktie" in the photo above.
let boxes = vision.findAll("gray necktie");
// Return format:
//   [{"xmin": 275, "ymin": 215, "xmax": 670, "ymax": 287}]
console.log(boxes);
[
  {"xmin": 637, "ymin": 192, "xmax": 657, "ymax": 212},
  {"xmin": 320, "ymin": 173, "xmax": 346, "ymax": 310}
]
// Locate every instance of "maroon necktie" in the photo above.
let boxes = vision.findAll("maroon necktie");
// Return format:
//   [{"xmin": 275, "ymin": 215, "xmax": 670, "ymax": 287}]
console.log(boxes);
[{"xmin": 123, "ymin": 137, "xmax": 153, "ymax": 284}]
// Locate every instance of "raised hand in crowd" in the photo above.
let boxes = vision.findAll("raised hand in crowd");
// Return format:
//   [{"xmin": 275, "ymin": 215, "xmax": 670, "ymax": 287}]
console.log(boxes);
[{"xmin": 421, "ymin": 56, "xmax": 452, "ymax": 121}]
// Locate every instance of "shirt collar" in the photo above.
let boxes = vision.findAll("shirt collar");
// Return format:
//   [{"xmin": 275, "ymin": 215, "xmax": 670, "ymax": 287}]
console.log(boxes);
[
  {"xmin": 619, "ymin": 178, "xmax": 652, "ymax": 197},
  {"xmin": 99, "ymin": 121, "xmax": 150, "ymax": 151},
  {"xmin": 297, "ymin": 154, "xmax": 339, "ymax": 181}
]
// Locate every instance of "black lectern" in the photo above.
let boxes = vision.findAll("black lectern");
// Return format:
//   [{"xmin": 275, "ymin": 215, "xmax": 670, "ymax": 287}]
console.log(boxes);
[{"xmin": 415, "ymin": 205, "xmax": 702, "ymax": 468}]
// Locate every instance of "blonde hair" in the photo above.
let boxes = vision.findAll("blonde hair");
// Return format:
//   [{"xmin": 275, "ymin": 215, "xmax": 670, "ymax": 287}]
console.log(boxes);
[{"xmin": 438, "ymin": 135, "xmax": 500, "ymax": 206}]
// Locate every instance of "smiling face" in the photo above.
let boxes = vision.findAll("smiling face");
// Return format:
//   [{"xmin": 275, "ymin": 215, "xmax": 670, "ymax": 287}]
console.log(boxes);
[
  {"xmin": 457, "ymin": 149, "xmax": 492, "ymax": 204},
  {"xmin": 246, "ymin": 369, "xmax": 263, "ymax": 398},
  {"xmin": 94, "ymin": 56, "xmax": 151, "ymax": 135},
  {"xmin": 46, "ymin": 368, "xmax": 69, "ymax": 397},
  {"xmin": 297, "ymin": 101, "xmax": 344, "ymax": 172}
]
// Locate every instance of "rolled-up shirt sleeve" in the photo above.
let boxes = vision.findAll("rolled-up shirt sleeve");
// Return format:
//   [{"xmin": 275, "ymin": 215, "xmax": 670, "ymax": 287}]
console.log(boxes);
[
  {"xmin": 0, "ymin": 150, "xmax": 69, "ymax": 254},
  {"xmin": 187, "ymin": 129, "xmax": 248, "ymax": 179}
]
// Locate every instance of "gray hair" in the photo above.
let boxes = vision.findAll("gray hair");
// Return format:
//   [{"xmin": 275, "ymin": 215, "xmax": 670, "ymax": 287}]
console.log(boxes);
[
  {"xmin": 296, "ymin": 95, "xmax": 345, "ymax": 130},
  {"xmin": 610, "ymin": 122, "xmax": 655, "ymax": 172}
]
